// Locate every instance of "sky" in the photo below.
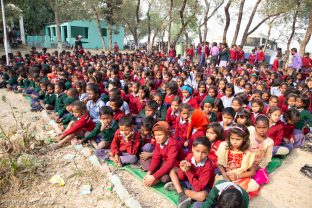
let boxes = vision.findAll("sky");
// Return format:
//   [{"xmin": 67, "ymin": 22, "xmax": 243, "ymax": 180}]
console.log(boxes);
[{"xmin": 141, "ymin": 0, "xmax": 311, "ymax": 52}]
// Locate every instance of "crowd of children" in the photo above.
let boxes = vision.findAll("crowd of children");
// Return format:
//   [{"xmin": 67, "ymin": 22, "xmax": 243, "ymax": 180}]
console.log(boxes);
[{"xmin": 0, "ymin": 45, "xmax": 311, "ymax": 208}]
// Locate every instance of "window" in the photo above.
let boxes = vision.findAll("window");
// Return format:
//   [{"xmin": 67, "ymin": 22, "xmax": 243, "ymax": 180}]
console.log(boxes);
[
  {"xmin": 51, "ymin": 27, "xmax": 56, "ymax": 36},
  {"xmin": 48, "ymin": 28, "xmax": 51, "ymax": 37},
  {"xmin": 245, "ymin": 37, "xmax": 260, "ymax": 47},
  {"xmin": 71, "ymin": 26, "xmax": 88, "ymax": 39},
  {"xmin": 101, "ymin": 28, "xmax": 107, "ymax": 37}
]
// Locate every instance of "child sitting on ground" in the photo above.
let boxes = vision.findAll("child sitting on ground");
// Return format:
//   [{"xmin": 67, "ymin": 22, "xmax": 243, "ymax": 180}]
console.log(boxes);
[
  {"xmin": 110, "ymin": 116, "xmax": 141, "ymax": 167},
  {"xmin": 173, "ymin": 104, "xmax": 193, "ymax": 146},
  {"xmin": 52, "ymin": 101, "xmax": 95, "ymax": 150},
  {"xmin": 206, "ymin": 122, "xmax": 224, "ymax": 166},
  {"xmin": 166, "ymin": 137, "xmax": 215, "ymax": 208},
  {"xmin": 143, "ymin": 121, "xmax": 184, "ymax": 187},
  {"xmin": 84, "ymin": 106, "xmax": 118, "ymax": 149},
  {"xmin": 139, "ymin": 117, "xmax": 157, "ymax": 171},
  {"xmin": 86, "ymin": 83, "xmax": 105, "ymax": 124},
  {"xmin": 54, "ymin": 81, "xmax": 68, "ymax": 120},
  {"xmin": 249, "ymin": 115, "xmax": 274, "ymax": 187},
  {"xmin": 58, "ymin": 97, "xmax": 76, "ymax": 131},
  {"xmin": 220, "ymin": 107, "xmax": 236, "ymax": 138},
  {"xmin": 40, "ymin": 83, "xmax": 56, "ymax": 110}
]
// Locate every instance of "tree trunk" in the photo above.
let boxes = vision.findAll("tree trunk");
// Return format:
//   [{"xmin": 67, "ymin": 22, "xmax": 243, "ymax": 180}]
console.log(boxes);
[
  {"xmin": 299, "ymin": 7, "xmax": 312, "ymax": 56},
  {"xmin": 202, "ymin": 0, "xmax": 210, "ymax": 41},
  {"xmin": 173, "ymin": 0, "xmax": 197, "ymax": 46},
  {"xmin": 223, "ymin": 0, "xmax": 231, "ymax": 43},
  {"xmin": 167, "ymin": 0, "xmax": 173, "ymax": 53},
  {"xmin": 198, "ymin": 26, "xmax": 202, "ymax": 43},
  {"xmin": 240, "ymin": 0, "xmax": 261, "ymax": 46},
  {"xmin": 284, "ymin": 9, "xmax": 299, "ymax": 68},
  {"xmin": 95, "ymin": 12, "xmax": 106, "ymax": 50},
  {"xmin": 147, "ymin": 1, "xmax": 152, "ymax": 53},
  {"xmin": 54, "ymin": 8, "xmax": 62, "ymax": 54},
  {"xmin": 109, "ymin": 17, "xmax": 113, "ymax": 50},
  {"xmin": 134, "ymin": 0, "xmax": 141, "ymax": 49},
  {"xmin": 231, "ymin": 0, "xmax": 245, "ymax": 45},
  {"xmin": 263, "ymin": 21, "xmax": 272, "ymax": 52}
]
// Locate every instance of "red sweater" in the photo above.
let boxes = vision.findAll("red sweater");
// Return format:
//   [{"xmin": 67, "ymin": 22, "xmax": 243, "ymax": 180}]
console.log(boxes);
[
  {"xmin": 177, "ymin": 153, "xmax": 215, "ymax": 191},
  {"xmin": 237, "ymin": 50, "xmax": 245, "ymax": 61},
  {"xmin": 267, "ymin": 121, "xmax": 284, "ymax": 146},
  {"xmin": 166, "ymin": 107, "xmax": 179, "ymax": 129},
  {"xmin": 248, "ymin": 54, "xmax": 256, "ymax": 64},
  {"xmin": 110, "ymin": 129, "xmax": 141, "ymax": 155},
  {"xmin": 195, "ymin": 93, "xmax": 207, "ymax": 106},
  {"xmin": 283, "ymin": 123, "xmax": 295, "ymax": 140},
  {"xmin": 257, "ymin": 50, "xmax": 265, "ymax": 62},
  {"xmin": 173, "ymin": 116, "xmax": 188, "ymax": 142},
  {"xmin": 164, "ymin": 94, "xmax": 176, "ymax": 105},
  {"xmin": 149, "ymin": 138, "xmax": 184, "ymax": 179},
  {"xmin": 141, "ymin": 135, "xmax": 156, "ymax": 146},
  {"xmin": 272, "ymin": 59, "xmax": 279, "ymax": 71},
  {"xmin": 187, "ymin": 129, "xmax": 206, "ymax": 151},
  {"xmin": 209, "ymin": 140, "xmax": 222, "ymax": 165},
  {"xmin": 169, "ymin": 49, "xmax": 176, "ymax": 58},
  {"xmin": 230, "ymin": 49, "xmax": 238, "ymax": 61},
  {"xmin": 62, "ymin": 113, "xmax": 95, "ymax": 138},
  {"xmin": 185, "ymin": 97, "xmax": 199, "ymax": 109},
  {"xmin": 302, "ymin": 57, "xmax": 312, "ymax": 68},
  {"xmin": 113, "ymin": 110, "xmax": 125, "ymax": 122}
]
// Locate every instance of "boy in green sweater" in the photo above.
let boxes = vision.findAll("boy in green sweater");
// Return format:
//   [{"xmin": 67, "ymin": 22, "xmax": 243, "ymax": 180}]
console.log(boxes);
[
  {"xmin": 82, "ymin": 106, "xmax": 118, "ymax": 149},
  {"xmin": 54, "ymin": 82, "xmax": 68, "ymax": 120},
  {"xmin": 58, "ymin": 97, "xmax": 77, "ymax": 131},
  {"xmin": 200, "ymin": 180, "xmax": 249, "ymax": 208},
  {"xmin": 40, "ymin": 84, "xmax": 56, "ymax": 110}
]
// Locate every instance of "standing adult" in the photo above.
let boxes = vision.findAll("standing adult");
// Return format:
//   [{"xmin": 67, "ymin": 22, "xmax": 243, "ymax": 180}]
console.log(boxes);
[
  {"xmin": 73, "ymin": 35, "xmax": 83, "ymax": 51},
  {"xmin": 288, "ymin": 48, "xmax": 302, "ymax": 72},
  {"xmin": 218, "ymin": 43, "xmax": 229, "ymax": 67}
]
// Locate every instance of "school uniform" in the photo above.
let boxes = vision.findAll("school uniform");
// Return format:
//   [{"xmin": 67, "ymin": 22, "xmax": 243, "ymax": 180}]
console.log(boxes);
[
  {"xmin": 177, "ymin": 153, "xmax": 215, "ymax": 192},
  {"xmin": 164, "ymin": 94, "xmax": 176, "ymax": 105},
  {"xmin": 84, "ymin": 120, "xmax": 118, "ymax": 143},
  {"xmin": 220, "ymin": 96, "xmax": 234, "ymax": 108},
  {"xmin": 173, "ymin": 116, "xmax": 188, "ymax": 143},
  {"xmin": 183, "ymin": 97, "xmax": 199, "ymax": 109},
  {"xmin": 113, "ymin": 109, "xmax": 125, "ymax": 122},
  {"xmin": 166, "ymin": 107, "xmax": 179, "ymax": 129},
  {"xmin": 44, "ymin": 93, "xmax": 56, "ymax": 107},
  {"xmin": 209, "ymin": 140, "xmax": 222, "ymax": 165},
  {"xmin": 110, "ymin": 129, "xmax": 141, "ymax": 165},
  {"xmin": 148, "ymin": 138, "xmax": 184, "ymax": 180},
  {"xmin": 195, "ymin": 93, "xmax": 208, "ymax": 106},
  {"xmin": 86, "ymin": 98, "xmax": 105, "ymax": 123},
  {"xmin": 61, "ymin": 113, "xmax": 95, "ymax": 138},
  {"xmin": 54, "ymin": 93, "xmax": 68, "ymax": 117}
]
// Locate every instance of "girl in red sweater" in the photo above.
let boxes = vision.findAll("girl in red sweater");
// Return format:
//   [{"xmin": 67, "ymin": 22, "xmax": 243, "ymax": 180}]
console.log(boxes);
[
  {"xmin": 206, "ymin": 122, "xmax": 224, "ymax": 166},
  {"xmin": 166, "ymin": 96, "xmax": 181, "ymax": 130},
  {"xmin": 267, "ymin": 107, "xmax": 290, "ymax": 156},
  {"xmin": 143, "ymin": 121, "xmax": 184, "ymax": 186},
  {"xmin": 110, "ymin": 116, "xmax": 141, "ymax": 167},
  {"xmin": 166, "ymin": 137, "xmax": 215, "ymax": 207},
  {"xmin": 173, "ymin": 104, "xmax": 193, "ymax": 145},
  {"xmin": 194, "ymin": 81, "xmax": 208, "ymax": 105},
  {"xmin": 53, "ymin": 101, "xmax": 95, "ymax": 150}
]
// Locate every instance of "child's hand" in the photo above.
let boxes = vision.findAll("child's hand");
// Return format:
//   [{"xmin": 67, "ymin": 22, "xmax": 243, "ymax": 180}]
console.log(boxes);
[
  {"xmin": 57, "ymin": 135, "xmax": 63, "ymax": 141},
  {"xmin": 179, "ymin": 160, "xmax": 188, "ymax": 172},
  {"xmin": 184, "ymin": 161, "xmax": 191, "ymax": 172},
  {"xmin": 125, "ymin": 132, "xmax": 134, "ymax": 143},
  {"xmin": 114, "ymin": 155, "xmax": 121, "ymax": 167},
  {"xmin": 227, "ymin": 172, "xmax": 237, "ymax": 181},
  {"xmin": 290, "ymin": 138, "xmax": 294, "ymax": 143},
  {"xmin": 143, "ymin": 174, "xmax": 156, "ymax": 186},
  {"xmin": 183, "ymin": 141, "xmax": 188, "ymax": 147},
  {"xmin": 140, "ymin": 152, "xmax": 152, "ymax": 161}
]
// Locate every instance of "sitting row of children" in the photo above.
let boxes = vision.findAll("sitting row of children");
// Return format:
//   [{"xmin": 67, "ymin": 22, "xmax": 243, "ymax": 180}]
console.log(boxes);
[{"xmin": 45, "ymin": 89, "xmax": 308, "ymax": 208}]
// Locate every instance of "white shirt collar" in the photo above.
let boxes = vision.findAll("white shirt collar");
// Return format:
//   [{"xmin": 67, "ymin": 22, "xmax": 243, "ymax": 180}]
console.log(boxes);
[
  {"xmin": 191, "ymin": 156, "xmax": 207, "ymax": 167},
  {"xmin": 183, "ymin": 97, "xmax": 191, "ymax": 103},
  {"xmin": 160, "ymin": 139, "xmax": 169, "ymax": 149}
]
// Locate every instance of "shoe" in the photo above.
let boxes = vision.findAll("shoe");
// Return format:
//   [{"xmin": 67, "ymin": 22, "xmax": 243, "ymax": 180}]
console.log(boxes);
[
  {"xmin": 300, "ymin": 167, "xmax": 312, "ymax": 179},
  {"xmin": 303, "ymin": 164, "xmax": 312, "ymax": 171},
  {"xmin": 164, "ymin": 182, "xmax": 175, "ymax": 191},
  {"xmin": 178, "ymin": 192, "xmax": 192, "ymax": 208}
]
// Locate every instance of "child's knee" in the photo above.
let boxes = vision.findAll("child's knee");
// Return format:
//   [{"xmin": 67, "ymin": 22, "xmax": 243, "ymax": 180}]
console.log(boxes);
[{"xmin": 141, "ymin": 143, "xmax": 154, "ymax": 152}]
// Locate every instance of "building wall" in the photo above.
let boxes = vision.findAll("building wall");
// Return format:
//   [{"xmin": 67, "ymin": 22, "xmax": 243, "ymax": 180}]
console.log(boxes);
[{"xmin": 44, "ymin": 20, "xmax": 124, "ymax": 49}]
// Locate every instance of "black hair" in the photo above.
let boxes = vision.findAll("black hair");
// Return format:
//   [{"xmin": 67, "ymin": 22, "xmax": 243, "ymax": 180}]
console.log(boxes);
[
  {"xmin": 207, "ymin": 122, "xmax": 224, "ymax": 141},
  {"xmin": 145, "ymin": 100, "xmax": 158, "ymax": 110},
  {"xmin": 72, "ymin": 101, "xmax": 86, "ymax": 112},
  {"xmin": 225, "ymin": 83, "xmax": 235, "ymax": 96},
  {"xmin": 172, "ymin": 96, "xmax": 182, "ymax": 104},
  {"xmin": 141, "ymin": 116, "xmax": 157, "ymax": 131},
  {"xmin": 218, "ymin": 186, "xmax": 244, "ymax": 208},
  {"xmin": 110, "ymin": 96, "xmax": 124, "ymax": 108},
  {"xmin": 222, "ymin": 107, "xmax": 236, "ymax": 118},
  {"xmin": 255, "ymin": 114, "xmax": 269, "ymax": 127},
  {"xmin": 226, "ymin": 124, "xmax": 250, "ymax": 151},
  {"xmin": 180, "ymin": 103, "xmax": 193, "ymax": 112},
  {"xmin": 298, "ymin": 94, "xmax": 310, "ymax": 109},
  {"xmin": 214, "ymin": 98, "xmax": 224, "ymax": 112},
  {"xmin": 99, "ymin": 106, "xmax": 114, "ymax": 116},
  {"xmin": 251, "ymin": 99, "xmax": 264, "ymax": 112},
  {"xmin": 47, "ymin": 83, "xmax": 54, "ymax": 90},
  {"xmin": 87, "ymin": 83, "xmax": 101, "ymax": 94},
  {"xmin": 167, "ymin": 81, "xmax": 178, "ymax": 95},
  {"xmin": 67, "ymin": 88, "xmax": 79, "ymax": 99},
  {"xmin": 193, "ymin": 137, "xmax": 211, "ymax": 150},
  {"xmin": 236, "ymin": 109, "xmax": 252, "ymax": 126},
  {"xmin": 283, "ymin": 108, "xmax": 300, "ymax": 123},
  {"xmin": 119, "ymin": 115, "xmax": 135, "ymax": 127},
  {"xmin": 139, "ymin": 85, "xmax": 150, "ymax": 99},
  {"xmin": 232, "ymin": 97, "xmax": 243, "ymax": 106},
  {"xmin": 252, "ymin": 89, "xmax": 262, "ymax": 96},
  {"xmin": 55, "ymin": 81, "xmax": 66, "ymax": 91}
]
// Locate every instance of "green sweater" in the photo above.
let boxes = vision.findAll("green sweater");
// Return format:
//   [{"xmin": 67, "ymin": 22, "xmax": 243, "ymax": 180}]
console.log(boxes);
[
  {"xmin": 7, "ymin": 76, "xmax": 18, "ymax": 85},
  {"xmin": 62, "ymin": 113, "xmax": 76, "ymax": 126},
  {"xmin": 155, "ymin": 104, "xmax": 168, "ymax": 121},
  {"xmin": 44, "ymin": 93, "xmax": 56, "ymax": 106},
  {"xmin": 295, "ymin": 109, "xmax": 312, "ymax": 130},
  {"xmin": 84, "ymin": 121, "xmax": 118, "ymax": 142},
  {"xmin": 54, "ymin": 93, "xmax": 67, "ymax": 117},
  {"xmin": 201, "ymin": 180, "xmax": 249, "ymax": 208}
]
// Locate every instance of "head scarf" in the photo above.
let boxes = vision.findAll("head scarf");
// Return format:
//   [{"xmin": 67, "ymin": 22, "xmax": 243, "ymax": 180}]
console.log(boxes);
[
  {"xmin": 152, "ymin": 121, "xmax": 170, "ymax": 136},
  {"xmin": 202, "ymin": 96, "xmax": 215, "ymax": 106},
  {"xmin": 180, "ymin": 85, "xmax": 193, "ymax": 95},
  {"xmin": 187, "ymin": 109, "xmax": 209, "ymax": 139}
]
